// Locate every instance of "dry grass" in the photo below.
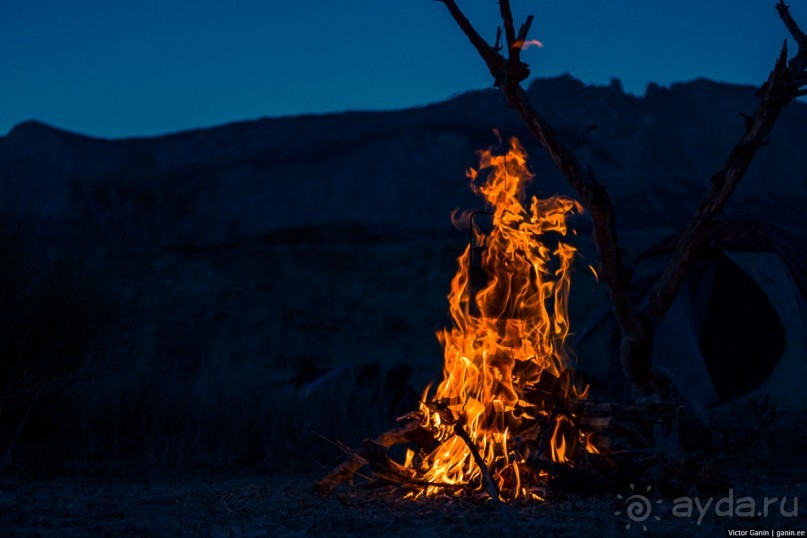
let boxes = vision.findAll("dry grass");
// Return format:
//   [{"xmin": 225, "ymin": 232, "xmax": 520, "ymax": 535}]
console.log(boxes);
[{"xmin": 0, "ymin": 215, "xmax": 114, "ymax": 471}]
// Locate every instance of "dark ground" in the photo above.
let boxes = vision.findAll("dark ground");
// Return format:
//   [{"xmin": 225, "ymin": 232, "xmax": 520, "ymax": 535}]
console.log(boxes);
[{"xmin": 1, "ymin": 466, "xmax": 805, "ymax": 537}]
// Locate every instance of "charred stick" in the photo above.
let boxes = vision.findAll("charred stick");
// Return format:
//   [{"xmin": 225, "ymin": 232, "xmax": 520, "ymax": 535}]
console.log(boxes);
[
  {"xmin": 534, "ymin": 411, "xmax": 557, "ymax": 461},
  {"xmin": 453, "ymin": 422, "xmax": 501, "ymax": 503}
]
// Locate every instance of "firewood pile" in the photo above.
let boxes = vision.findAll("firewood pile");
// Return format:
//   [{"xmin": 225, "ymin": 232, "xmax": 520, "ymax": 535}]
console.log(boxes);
[{"xmin": 315, "ymin": 385, "xmax": 692, "ymax": 502}]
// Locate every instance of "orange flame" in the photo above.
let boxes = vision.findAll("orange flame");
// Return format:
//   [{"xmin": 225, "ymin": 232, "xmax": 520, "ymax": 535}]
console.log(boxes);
[
  {"xmin": 513, "ymin": 39, "xmax": 544, "ymax": 50},
  {"xmin": 406, "ymin": 137, "xmax": 582, "ymax": 499}
]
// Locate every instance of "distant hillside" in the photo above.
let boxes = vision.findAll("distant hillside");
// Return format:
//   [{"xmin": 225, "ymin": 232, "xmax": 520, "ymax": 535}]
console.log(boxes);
[{"xmin": 2, "ymin": 75, "xmax": 805, "ymax": 246}]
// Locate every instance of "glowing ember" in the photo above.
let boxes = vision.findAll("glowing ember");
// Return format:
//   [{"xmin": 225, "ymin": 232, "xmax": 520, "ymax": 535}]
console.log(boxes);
[{"xmin": 403, "ymin": 136, "xmax": 584, "ymax": 500}]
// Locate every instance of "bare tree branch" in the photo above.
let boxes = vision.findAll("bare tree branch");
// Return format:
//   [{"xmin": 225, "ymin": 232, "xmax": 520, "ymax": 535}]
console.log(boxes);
[
  {"xmin": 643, "ymin": 8, "xmax": 807, "ymax": 327},
  {"xmin": 777, "ymin": 1, "xmax": 806, "ymax": 47},
  {"xmin": 498, "ymin": 0, "xmax": 517, "ymax": 52},
  {"xmin": 503, "ymin": 86, "xmax": 639, "ymax": 332},
  {"xmin": 515, "ymin": 15, "xmax": 534, "ymax": 47},
  {"xmin": 497, "ymin": 0, "xmax": 527, "ymax": 67},
  {"xmin": 437, "ymin": 0, "xmax": 807, "ymax": 396},
  {"xmin": 493, "ymin": 26, "xmax": 503, "ymax": 52},
  {"xmin": 436, "ymin": 0, "xmax": 506, "ymax": 84}
]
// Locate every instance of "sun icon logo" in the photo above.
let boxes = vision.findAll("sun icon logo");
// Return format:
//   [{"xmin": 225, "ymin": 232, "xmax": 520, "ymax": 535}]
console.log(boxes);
[{"xmin": 615, "ymin": 483, "xmax": 663, "ymax": 531}]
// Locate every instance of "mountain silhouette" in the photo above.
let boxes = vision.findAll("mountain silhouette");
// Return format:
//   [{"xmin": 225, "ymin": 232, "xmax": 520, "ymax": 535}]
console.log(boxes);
[{"xmin": 2, "ymin": 75, "xmax": 805, "ymax": 247}]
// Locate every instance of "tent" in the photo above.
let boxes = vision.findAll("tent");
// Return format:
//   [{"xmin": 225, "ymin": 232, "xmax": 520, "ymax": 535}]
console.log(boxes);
[{"xmin": 574, "ymin": 220, "xmax": 807, "ymax": 411}]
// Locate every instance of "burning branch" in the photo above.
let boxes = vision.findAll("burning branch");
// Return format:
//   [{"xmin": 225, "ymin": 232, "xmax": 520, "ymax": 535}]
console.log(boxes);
[
  {"xmin": 437, "ymin": 0, "xmax": 807, "ymax": 395},
  {"xmin": 452, "ymin": 421, "xmax": 501, "ymax": 503}
]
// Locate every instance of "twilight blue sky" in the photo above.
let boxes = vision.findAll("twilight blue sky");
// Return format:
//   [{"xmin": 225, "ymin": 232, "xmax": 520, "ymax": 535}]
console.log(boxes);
[{"xmin": 2, "ymin": 0, "xmax": 805, "ymax": 138}]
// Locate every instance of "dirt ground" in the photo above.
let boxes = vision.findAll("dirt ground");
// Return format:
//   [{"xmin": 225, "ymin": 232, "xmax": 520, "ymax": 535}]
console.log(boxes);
[{"xmin": 1, "ymin": 468, "xmax": 804, "ymax": 537}]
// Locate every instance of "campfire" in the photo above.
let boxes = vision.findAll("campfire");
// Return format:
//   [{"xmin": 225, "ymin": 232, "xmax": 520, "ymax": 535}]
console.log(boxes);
[
  {"xmin": 316, "ymin": 138, "xmax": 679, "ymax": 502},
  {"xmin": 401, "ymin": 136, "xmax": 587, "ymax": 501},
  {"xmin": 312, "ymin": 0, "xmax": 807, "ymax": 505}
]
